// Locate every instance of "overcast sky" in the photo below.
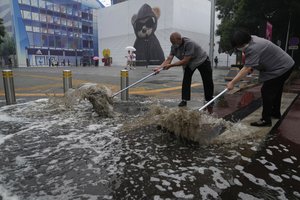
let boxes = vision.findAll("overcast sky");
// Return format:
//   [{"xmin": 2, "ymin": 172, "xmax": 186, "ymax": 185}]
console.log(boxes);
[{"xmin": 99, "ymin": 0, "xmax": 111, "ymax": 7}]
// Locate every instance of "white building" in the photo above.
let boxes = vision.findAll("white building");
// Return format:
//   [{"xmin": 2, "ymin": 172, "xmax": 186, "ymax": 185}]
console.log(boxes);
[{"xmin": 98, "ymin": 0, "xmax": 235, "ymax": 67}]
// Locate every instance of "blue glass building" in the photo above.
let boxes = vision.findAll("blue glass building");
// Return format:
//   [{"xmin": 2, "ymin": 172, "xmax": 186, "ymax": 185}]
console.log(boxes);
[{"xmin": 0, "ymin": 0, "xmax": 103, "ymax": 67}]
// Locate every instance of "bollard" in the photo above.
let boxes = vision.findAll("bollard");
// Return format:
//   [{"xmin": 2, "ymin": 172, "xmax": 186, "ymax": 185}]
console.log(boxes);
[
  {"xmin": 2, "ymin": 70, "xmax": 16, "ymax": 105},
  {"xmin": 63, "ymin": 70, "xmax": 72, "ymax": 93},
  {"xmin": 120, "ymin": 70, "xmax": 129, "ymax": 100}
]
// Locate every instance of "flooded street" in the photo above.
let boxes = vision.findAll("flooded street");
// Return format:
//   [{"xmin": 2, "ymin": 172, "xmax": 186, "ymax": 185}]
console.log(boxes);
[{"xmin": 0, "ymin": 93, "xmax": 299, "ymax": 200}]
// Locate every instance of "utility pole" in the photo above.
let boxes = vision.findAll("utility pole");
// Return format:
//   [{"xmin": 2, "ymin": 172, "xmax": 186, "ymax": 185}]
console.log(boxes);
[
  {"xmin": 209, "ymin": 0, "xmax": 215, "ymax": 68},
  {"xmin": 284, "ymin": 13, "xmax": 291, "ymax": 52}
]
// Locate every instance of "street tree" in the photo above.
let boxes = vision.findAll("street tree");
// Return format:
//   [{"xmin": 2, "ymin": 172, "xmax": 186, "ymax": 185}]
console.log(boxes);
[
  {"xmin": 216, "ymin": 0, "xmax": 300, "ymax": 55},
  {"xmin": 0, "ymin": 18, "xmax": 5, "ymax": 45}
]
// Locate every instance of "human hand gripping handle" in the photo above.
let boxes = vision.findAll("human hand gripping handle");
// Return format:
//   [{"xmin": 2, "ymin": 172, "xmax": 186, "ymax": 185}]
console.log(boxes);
[
  {"xmin": 226, "ymin": 81, "xmax": 235, "ymax": 90},
  {"xmin": 153, "ymin": 66, "xmax": 164, "ymax": 74},
  {"xmin": 153, "ymin": 64, "xmax": 172, "ymax": 74}
]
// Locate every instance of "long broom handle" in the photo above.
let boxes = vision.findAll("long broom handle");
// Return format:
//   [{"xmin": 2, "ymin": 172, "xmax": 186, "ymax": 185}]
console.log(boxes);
[
  {"xmin": 198, "ymin": 88, "xmax": 228, "ymax": 111},
  {"xmin": 112, "ymin": 68, "xmax": 163, "ymax": 98}
]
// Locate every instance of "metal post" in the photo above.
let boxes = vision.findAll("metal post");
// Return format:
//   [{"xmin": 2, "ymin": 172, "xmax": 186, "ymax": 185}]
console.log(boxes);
[
  {"xmin": 2, "ymin": 70, "xmax": 16, "ymax": 105},
  {"xmin": 63, "ymin": 70, "xmax": 72, "ymax": 93},
  {"xmin": 120, "ymin": 70, "xmax": 129, "ymax": 100},
  {"xmin": 284, "ymin": 13, "xmax": 291, "ymax": 52},
  {"xmin": 209, "ymin": 0, "xmax": 215, "ymax": 68}
]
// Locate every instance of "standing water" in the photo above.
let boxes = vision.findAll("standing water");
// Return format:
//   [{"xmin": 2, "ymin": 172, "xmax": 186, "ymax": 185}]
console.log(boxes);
[{"xmin": 0, "ymin": 83, "xmax": 299, "ymax": 200}]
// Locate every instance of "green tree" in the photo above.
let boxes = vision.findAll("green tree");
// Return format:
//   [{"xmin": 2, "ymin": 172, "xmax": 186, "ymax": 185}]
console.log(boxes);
[
  {"xmin": 216, "ymin": 0, "xmax": 300, "ymax": 53},
  {"xmin": 0, "ymin": 18, "xmax": 5, "ymax": 45},
  {"xmin": 0, "ymin": 35, "xmax": 16, "ymax": 66}
]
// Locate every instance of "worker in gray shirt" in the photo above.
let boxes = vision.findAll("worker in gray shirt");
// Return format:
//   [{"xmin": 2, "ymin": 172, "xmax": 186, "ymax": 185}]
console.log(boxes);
[
  {"xmin": 154, "ymin": 32, "xmax": 214, "ymax": 110},
  {"xmin": 227, "ymin": 30, "xmax": 295, "ymax": 127}
]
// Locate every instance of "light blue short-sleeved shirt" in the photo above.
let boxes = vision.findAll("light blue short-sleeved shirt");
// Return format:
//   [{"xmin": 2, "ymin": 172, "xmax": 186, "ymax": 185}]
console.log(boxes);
[
  {"xmin": 244, "ymin": 36, "xmax": 295, "ymax": 82},
  {"xmin": 170, "ymin": 37, "xmax": 208, "ymax": 71}
]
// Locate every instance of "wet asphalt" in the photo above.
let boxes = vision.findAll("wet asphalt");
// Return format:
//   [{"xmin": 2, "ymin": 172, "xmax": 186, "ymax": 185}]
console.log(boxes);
[{"xmin": 0, "ymin": 66, "xmax": 299, "ymax": 200}]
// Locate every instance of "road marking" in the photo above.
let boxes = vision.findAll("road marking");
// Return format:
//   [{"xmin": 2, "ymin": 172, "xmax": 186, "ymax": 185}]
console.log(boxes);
[{"xmin": 0, "ymin": 83, "xmax": 202, "ymax": 97}]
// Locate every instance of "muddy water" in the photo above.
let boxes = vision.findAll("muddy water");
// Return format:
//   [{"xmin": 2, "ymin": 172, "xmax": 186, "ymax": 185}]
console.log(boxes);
[{"xmin": 0, "ymin": 87, "xmax": 299, "ymax": 200}]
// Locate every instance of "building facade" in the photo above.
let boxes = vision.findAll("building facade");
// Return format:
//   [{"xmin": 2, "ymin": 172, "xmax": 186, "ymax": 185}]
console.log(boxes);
[
  {"xmin": 0, "ymin": 0, "xmax": 102, "ymax": 67},
  {"xmin": 98, "ymin": 0, "xmax": 236, "ymax": 67}
]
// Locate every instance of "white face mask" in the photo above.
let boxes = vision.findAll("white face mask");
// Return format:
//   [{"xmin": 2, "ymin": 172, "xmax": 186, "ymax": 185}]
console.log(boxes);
[{"xmin": 237, "ymin": 43, "xmax": 249, "ymax": 51}]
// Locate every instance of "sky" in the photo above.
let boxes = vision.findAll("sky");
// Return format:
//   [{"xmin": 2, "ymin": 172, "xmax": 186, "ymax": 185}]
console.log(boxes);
[{"xmin": 99, "ymin": 0, "xmax": 111, "ymax": 7}]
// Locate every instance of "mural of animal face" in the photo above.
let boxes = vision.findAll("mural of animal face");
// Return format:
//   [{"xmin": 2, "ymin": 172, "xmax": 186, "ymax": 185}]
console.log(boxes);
[
  {"xmin": 131, "ymin": 3, "xmax": 165, "ymax": 66},
  {"xmin": 131, "ymin": 4, "xmax": 159, "ymax": 39},
  {"xmin": 135, "ymin": 17, "xmax": 156, "ymax": 38}
]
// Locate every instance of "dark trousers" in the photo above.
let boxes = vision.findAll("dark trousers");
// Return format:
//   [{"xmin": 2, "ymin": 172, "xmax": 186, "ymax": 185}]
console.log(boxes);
[
  {"xmin": 261, "ymin": 66, "xmax": 294, "ymax": 122},
  {"xmin": 182, "ymin": 58, "xmax": 214, "ymax": 101}
]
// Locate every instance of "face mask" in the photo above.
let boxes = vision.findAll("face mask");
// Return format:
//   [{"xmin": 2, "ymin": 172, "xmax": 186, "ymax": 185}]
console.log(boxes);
[
  {"xmin": 173, "ymin": 44, "xmax": 179, "ymax": 48},
  {"xmin": 237, "ymin": 43, "xmax": 249, "ymax": 51}
]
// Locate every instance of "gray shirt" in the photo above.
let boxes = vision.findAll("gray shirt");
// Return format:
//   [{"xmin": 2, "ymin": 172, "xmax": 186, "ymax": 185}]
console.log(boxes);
[
  {"xmin": 170, "ymin": 37, "xmax": 208, "ymax": 71},
  {"xmin": 245, "ymin": 36, "xmax": 295, "ymax": 82}
]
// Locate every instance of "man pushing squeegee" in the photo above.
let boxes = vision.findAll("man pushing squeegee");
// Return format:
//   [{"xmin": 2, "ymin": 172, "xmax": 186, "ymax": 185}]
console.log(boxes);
[
  {"xmin": 153, "ymin": 32, "xmax": 219, "ymax": 112},
  {"xmin": 113, "ymin": 32, "xmax": 227, "ymax": 112}
]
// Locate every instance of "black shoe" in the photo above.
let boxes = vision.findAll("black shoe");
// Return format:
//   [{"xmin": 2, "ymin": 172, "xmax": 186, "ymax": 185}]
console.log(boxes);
[
  {"xmin": 204, "ymin": 106, "xmax": 213, "ymax": 114},
  {"xmin": 178, "ymin": 100, "xmax": 187, "ymax": 107},
  {"xmin": 250, "ymin": 119, "xmax": 272, "ymax": 127},
  {"xmin": 272, "ymin": 113, "xmax": 281, "ymax": 119}
]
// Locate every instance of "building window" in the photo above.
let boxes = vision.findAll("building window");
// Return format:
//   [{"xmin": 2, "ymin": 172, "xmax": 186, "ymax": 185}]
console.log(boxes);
[
  {"xmin": 22, "ymin": 10, "xmax": 32, "ymax": 20},
  {"xmin": 41, "ymin": 27, "xmax": 47, "ymax": 33},
  {"xmin": 46, "ymin": 15, "xmax": 53, "ymax": 23},
  {"xmin": 61, "ymin": 18, "xmax": 67, "ymax": 26},
  {"xmin": 60, "ymin": 5, "xmax": 66, "ymax": 14},
  {"xmin": 53, "ymin": 16, "xmax": 60, "ymax": 25},
  {"xmin": 61, "ymin": 36, "xmax": 67, "ymax": 48},
  {"xmin": 32, "ymin": 12, "xmax": 39, "ymax": 21},
  {"xmin": 21, "ymin": 0, "xmax": 31, "ymax": 6},
  {"xmin": 30, "ymin": 0, "xmax": 38, "ymax": 7},
  {"xmin": 48, "ymin": 35, "xmax": 55, "ymax": 47},
  {"xmin": 33, "ymin": 33, "xmax": 42, "ymax": 46},
  {"xmin": 55, "ymin": 35, "xmax": 62, "ymax": 48},
  {"xmin": 67, "ymin": 7, "xmax": 72, "ymax": 15},
  {"xmin": 28, "ymin": 32, "xmax": 34, "ymax": 45},
  {"xmin": 39, "ymin": 0, "xmax": 46, "ymax": 8},
  {"xmin": 40, "ymin": 14, "xmax": 47, "ymax": 22},
  {"xmin": 54, "ymin": 4, "xmax": 60, "ymax": 12},
  {"xmin": 33, "ymin": 26, "xmax": 40, "ymax": 33},
  {"xmin": 42, "ymin": 34, "xmax": 48, "ymax": 47},
  {"xmin": 67, "ymin": 19, "xmax": 73, "ymax": 27},
  {"xmin": 48, "ymin": 28, "xmax": 54, "ymax": 34},
  {"xmin": 46, "ymin": 2, "xmax": 53, "ymax": 11},
  {"xmin": 25, "ymin": 25, "xmax": 33, "ymax": 32}
]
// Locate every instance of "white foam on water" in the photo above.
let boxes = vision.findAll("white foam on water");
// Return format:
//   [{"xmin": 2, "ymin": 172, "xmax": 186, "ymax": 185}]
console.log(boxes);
[
  {"xmin": 172, "ymin": 190, "xmax": 194, "ymax": 199},
  {"xmin": 266, "ymin": 148, "xmax": 273, "ymax": 155},
  {"xmin": 292, "ymin": 175, "xmax": 300, "ymax": 182},
  {"xmin": 1, "ymin": 95, "xmax": 298, "ymax": 199},
  {"xmin": 0, "ymin": 134, "xmax": 14, "ymax": 146},
  {"xmin": 281, "ymin": 174, "xmax": 290, "ymax": 179},
  {"xmin": 209, "ymin": 166, "xmax": 230, "ymax": 189},
  {"xmin": 199, "ymin": 185, "xmax": 219, "ymax": 199},
  {"xmin": 294, "ymin": 191, "xmax": 300, "ymax": 198},
  {"xmin": 0, "ymin": 185, "xmax": 20, "ymax": 200},
  {"xmin": 269, "ymin": 173, "xmax": 283, "ymax": 183},
  {"xmin": 290, "ymin": 156, "xmax": 297, "ymax": 161},
  {"xmin": 282, "ymin": 158, "xmax": 294, "ymax": 164},
  {"xmin": 0, "ymin": 96, "xmax": 124, "ymax": 199},
  {"xmin": 241, "ymin": 156, "xmax": 251, "ymax": 162},
  {"xmin": 233, "ymin": 178, "xmax": 243, "ymax": 186},
  {"xmin": 256, "ymin": 157, "xmax": 278, "ymax": 171},
  {"xmin": 238, "ymin": 192, "xmax": 263, "ymax": 200},
  {"xmin": 155, "ymin": 185, "xmax": 167, "ymax": 192},
  {"xmin": 238, "ymin": 168, "xmax": 288, "ymax": 199}
]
